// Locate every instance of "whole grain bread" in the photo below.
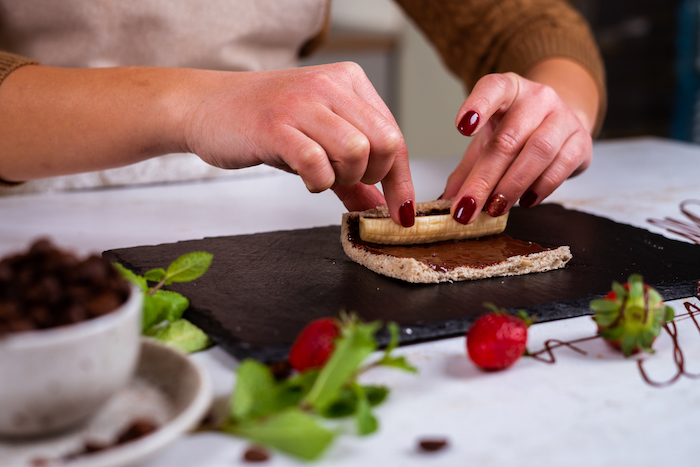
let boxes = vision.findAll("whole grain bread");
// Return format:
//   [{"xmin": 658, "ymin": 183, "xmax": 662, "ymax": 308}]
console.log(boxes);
[{"xmin": 341, "ymin": 199, "xmax": 572, "ymax": 284}]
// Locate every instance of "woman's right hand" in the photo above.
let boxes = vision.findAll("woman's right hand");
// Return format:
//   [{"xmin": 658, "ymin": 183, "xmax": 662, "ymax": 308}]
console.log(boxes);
[{"xmin": 182, "ymin": 62, "xmax": 416, "ymax": 226}]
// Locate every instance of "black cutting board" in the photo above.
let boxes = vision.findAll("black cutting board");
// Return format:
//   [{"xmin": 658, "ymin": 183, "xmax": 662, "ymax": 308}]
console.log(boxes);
[{"xmin": 103, "ymin": 204, "xmax": 700, "ymax": 362}]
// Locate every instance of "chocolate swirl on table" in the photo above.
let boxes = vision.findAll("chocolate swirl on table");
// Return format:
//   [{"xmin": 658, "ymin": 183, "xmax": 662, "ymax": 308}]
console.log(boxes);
[
  {"xmin": 647, "ymin": 199, "xmax": 700, "ymax": 244},
  {"xmin": 637, "ymin": 300, "xmax": 700, "ymax": 387},
  {"xmin": 528, "ymin": 287, "xmax": 700, "ymax": 387}
]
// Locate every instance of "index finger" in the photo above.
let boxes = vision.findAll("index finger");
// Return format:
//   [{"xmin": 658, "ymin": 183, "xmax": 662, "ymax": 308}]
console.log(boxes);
[{"xmin": 456, "ymin": 73, "xmax": 521, "ymax": 137}]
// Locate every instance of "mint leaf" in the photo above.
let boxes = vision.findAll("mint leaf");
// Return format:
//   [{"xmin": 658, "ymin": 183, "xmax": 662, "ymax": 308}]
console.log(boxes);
[
  {"xmin": 112, "ymin": 263, "xmax": 148, "ymax": 291},
  {"xmin": 304, "ymin": 321, "xmax": 380, "ymax": 411},
  {"xmin": 142, "ymin": 293, "xmax": 172, "ymax": 331},
  {"xmin": 225, "ymin": 408, "xmax": 335, "ymax": 461},
  {"xmin": 144, "ymin": 268, "xmax": 167, "ymax": 283},
  {"xmin": 153, "ymin": 289, "xmax": 189, "ymax": 321},
  {"xmin": 352, "ymin": 384, "xmax": 378, "ymax": 436},
  {"xmin": 151, "ymin": 319, "xmax": 212, "ymax": 354},
  {"xmin": 164, "ymin": 252, "xmax": 213, "ymax": 284},
  {"xmin": 142, "ymin": 290, "xmax": 190, "ymax": 332}
]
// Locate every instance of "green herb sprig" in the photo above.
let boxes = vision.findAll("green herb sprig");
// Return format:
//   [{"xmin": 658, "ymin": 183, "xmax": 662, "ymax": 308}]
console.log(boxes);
[
  {"xmin": 223, "ymin": 315, "xmax": 417, "ymax": 461},
  {"xmin": 113, "ymin": 251, "xmax": 213, "ymax": 353}
]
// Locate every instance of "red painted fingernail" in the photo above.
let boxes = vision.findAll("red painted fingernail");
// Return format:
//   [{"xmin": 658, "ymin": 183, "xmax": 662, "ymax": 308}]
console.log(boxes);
[
  {"xmin": 519, "ymin": 190, "xmax": 537, "ymax": 208},
  {"xmin": 453, "ymin": 196, "xmax": 476, "ymax": 224},
  {"xmin": 437, "ymin": 191, "xmax": 446, "ymax": 200},
  {"xmin": 399, "ymin": 200, "xmax": 415, "ymax": 227},
  {"xmin": 485, "ymin": 193, "xmax": 508, "ymax": 217},
  {"xmin": 457, "ymin": 111, "xmax": 479, "ymax": 136}
]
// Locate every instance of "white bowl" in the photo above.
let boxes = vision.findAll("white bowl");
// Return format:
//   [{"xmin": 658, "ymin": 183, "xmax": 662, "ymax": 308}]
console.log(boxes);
[{"xmin": 0, "ymin": 286, "xmax": 143, "ymax": 437}]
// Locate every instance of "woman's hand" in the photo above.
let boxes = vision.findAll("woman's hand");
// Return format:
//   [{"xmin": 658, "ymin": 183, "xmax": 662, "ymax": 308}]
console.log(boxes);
[
  {"xmin": 184, "ymin": 62, "xmax": 415, "ymax": 226},
  {"xmin": 442, "ymin": 58, "xmax": 600, "ymax": 224},
  {"xmin": 0, "ymin": 62, "xmax": 415, "ymax": 226}
]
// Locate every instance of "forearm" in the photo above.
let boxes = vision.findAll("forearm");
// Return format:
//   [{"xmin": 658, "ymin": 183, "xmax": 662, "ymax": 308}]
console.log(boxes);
[
  {"xmin": 0, "ymin": 65, "xmax": 191, "ymax": 182},
  {"xmin": 523, "ymin": 57, "xmax": 600, "ymax": 135}
]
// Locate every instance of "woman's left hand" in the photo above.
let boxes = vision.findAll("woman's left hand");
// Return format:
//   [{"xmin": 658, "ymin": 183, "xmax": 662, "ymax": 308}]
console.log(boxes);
[{"xmin": 442, "ymin": 60, "xmax": 599, "ymax": 224}]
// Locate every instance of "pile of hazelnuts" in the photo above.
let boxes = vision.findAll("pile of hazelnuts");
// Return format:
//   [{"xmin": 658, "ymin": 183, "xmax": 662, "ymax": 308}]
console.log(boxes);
[{"xmin": 0, "ymin": 239, "xmax": 131, "ymax": 336}]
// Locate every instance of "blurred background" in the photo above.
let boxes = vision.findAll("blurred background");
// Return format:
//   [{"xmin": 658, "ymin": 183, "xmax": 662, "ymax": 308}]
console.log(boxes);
[{"xmin": 302, "ymin": 0, "xmax": 700, "ymax": 158}]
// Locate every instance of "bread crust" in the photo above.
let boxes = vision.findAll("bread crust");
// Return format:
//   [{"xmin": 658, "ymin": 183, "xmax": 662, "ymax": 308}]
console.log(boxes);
[{"xmin": 341, "ymin": 200, "xmax": 572, "ymax": 284}]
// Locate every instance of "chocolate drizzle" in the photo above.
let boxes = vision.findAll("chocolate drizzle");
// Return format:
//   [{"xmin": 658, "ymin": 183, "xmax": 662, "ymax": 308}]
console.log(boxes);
[
  {"xmin": 528, "ymin": 287, "xmax": 700, "ymax": 388},
  {"xmin": 648, "ymin": 199, "xmax": 700, "ymax": 244},
  {"xmin": 636, "ymin": 300, "xmax": 700, "ymax": 387},
  {"xmin": 347, "ymin": 216, "xmax": 547, "ymax": 272}
]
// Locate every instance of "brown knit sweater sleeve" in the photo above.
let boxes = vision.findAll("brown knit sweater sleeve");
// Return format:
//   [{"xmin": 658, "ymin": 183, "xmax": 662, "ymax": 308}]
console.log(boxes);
[
  {"xmin": 0, "ymin": 52, "xmax": 39, "ymax": 186},
  {"xmin": 393, "ymin": 0, "xmax": 607, "ymax": 136},
  {"xmin": 0, "ymin": 51, "xmax": 39, "ymax": 85}
]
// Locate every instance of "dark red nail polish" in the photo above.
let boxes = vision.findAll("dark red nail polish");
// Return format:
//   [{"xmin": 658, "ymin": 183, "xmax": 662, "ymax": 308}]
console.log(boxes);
[
  {"xmin": 399, "ymin": 200, "xmax": 415, "ymax": 228},
  {"xmin": 457, "ymin": 111, "xmax": 479, "ymax": 136},
  {"xmin": 519, "ymin": 190, "xmax": 537, "ymax": 208},
  {"xmin": 485, "ymin": 194, "xmax": 508, "ymax": 217},
  {"xmin": 453, "ymin": 196, "xmax": 476, "ymax": 224},
  {"xmin": 437, "ymin": 191, "xmax": 446, "ymax": 200}
]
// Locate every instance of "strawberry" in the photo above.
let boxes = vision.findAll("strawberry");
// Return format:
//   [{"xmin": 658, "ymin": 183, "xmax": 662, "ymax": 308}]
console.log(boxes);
[
  {"xmin": 590, "ymin": 274, "xmax": 674, "ymax": 357},
  {"xmin": 288, "ymin": 317, "xmax": 341, "ymax": 372},
  {"xmin": 466, "ymin": 304, "xmax": 532, "ymax": 371}
]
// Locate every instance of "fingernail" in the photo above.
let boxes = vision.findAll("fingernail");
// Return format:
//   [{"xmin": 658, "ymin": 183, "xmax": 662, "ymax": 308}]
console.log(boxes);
[
  {"xmin": 457, "ymin": 111, "xmax": 479, "ymax": 136},
  {"xmin": 437, "ymin": 191, "xmax": 445, "ymax": 200},
  {"xmin": 453, "ymin": 196, "xmax": 476, "ymax": 224},
  {"xmin": 519, "ymin": 190, "xmax": 537, "ymax": 208},
  {"xmin": 399, "ymin": 200, "xmax": 415, "ymax": 228},
  {"xmin": 485, "ymin": 193, "xmax": 508, "ymax": 217}
]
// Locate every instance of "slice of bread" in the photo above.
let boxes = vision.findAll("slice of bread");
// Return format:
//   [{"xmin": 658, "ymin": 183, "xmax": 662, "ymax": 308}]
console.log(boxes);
[{"xmin": 341, "ymin": 199, "xmax": 572, "ymax": 284}]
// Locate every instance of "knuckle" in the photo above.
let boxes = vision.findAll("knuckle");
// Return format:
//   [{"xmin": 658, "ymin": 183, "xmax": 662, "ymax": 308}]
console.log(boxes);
[
  {"xmin": 528, "ymin": 132, "xmax": 558, "ymax": 161},
  {"xmin": 490, "ymin": 129, "xmax": 521, "ymax": 157},
  {"xmin": 341, "ymin": 133, "xmax": 371, "ymax": 162}
]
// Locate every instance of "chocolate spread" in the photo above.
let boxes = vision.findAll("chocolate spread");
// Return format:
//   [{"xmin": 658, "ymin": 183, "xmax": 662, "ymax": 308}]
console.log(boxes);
[{"xmin": 347, "ymin": 216, "xmax": 548, "ymax": 272}]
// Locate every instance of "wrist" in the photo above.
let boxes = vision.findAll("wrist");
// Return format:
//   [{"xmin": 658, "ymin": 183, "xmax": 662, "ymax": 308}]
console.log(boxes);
[{"xmin": 523, "ymin": 57, "xmax": 600, "ymax": 135}]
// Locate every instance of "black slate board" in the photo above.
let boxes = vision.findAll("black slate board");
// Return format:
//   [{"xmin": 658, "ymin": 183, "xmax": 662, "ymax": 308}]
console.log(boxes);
[{"xmin": 103, "ymin": 204, "xmax": 700, "ymax": 362}]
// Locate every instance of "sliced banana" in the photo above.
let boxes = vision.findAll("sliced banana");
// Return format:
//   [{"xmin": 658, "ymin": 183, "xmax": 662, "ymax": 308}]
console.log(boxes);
[{"xmin": 359, "ymin": 211, "xmax": 508, "ymax": 245}]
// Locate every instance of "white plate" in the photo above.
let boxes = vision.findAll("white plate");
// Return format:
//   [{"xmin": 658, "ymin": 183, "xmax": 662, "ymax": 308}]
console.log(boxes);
[{"xmin": 0, "ymin": 339, "xmax": 213, "ymax": 467}]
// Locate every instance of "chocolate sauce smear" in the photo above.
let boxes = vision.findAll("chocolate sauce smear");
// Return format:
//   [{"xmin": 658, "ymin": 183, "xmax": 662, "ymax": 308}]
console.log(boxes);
[
  {"xmin": 648, "ymin": 199, "xmax": 700, "ymax": 244},
  {"xmin": 347, "ymin": 216, "xmax": 547, "ymax": 272},
  {"xmin": 528, "ymin": 285, "xmax": 700, "ymax": 388}
]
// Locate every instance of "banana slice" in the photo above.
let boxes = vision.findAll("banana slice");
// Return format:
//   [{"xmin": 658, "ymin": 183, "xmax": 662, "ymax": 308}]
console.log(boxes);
[{"xmin": 359, "ymin": 210, "xmax": 508, "ymax": 245}]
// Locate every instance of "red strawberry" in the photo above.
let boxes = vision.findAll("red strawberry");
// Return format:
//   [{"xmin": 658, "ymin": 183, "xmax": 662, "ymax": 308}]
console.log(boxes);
[
  {"xmin": 466, "ymin": 305, "xmax": 532, "ymax": 371},
  {"xmin": 288, "ymin": 317, "xmax": 340, "ymax": 372},
  {"xmin": 590, "ymin": 274, "xmax": 674, "ymax": 357}
]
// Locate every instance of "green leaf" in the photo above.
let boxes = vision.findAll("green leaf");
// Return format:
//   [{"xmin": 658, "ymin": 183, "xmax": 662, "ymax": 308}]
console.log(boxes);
[
  {"xmin": 154, "ymin": 289, "xmax": 189, "ymax": 321},
  {"xmin": 144, "ymin": 268, "xmax": 167, "ymax": 283},
  {"xmin": 151, "ymin": 319, "xmax": 212, "ymax": 354},
  {"xmin": 231, "ymin": 360, "xmax": 286, "ymax": 421},
  {"xmin": 352, "ymin": 384, "xmax": 378, "ymax": 436},
  {"xmin": 142, "ymin": 293, "xmax": 172, "ymax": 332},
  {"xmin": 142, "ymin": 290, "xmax": 190, "ymax": 332},
  {"xmin": 164, "ymin": 252, "xmax": 213, "ymax": 284},
  {"xmin": 377, "ymin": 355, "xmax": 418, "ymax": 373},
  {"xmin": 384, "ymin": 321, "xmax": 400, "ymax": 354},
  {"xmin": 226, "ymin": 408, "xmax": 335, "ymax": 461},
  {"xmin": 318, "ymin": 385, "xmax": 389, "ymax": 419},
  {"xmin": 112, "ymin": 263, "xmax": 148, "ymax": 291},
  {"xmin": 589, "ymin": 299, "xmax": 620, "ymax": 313},
  {"xmin": 303, "ymin": 321, "xmax": 380, "ymax": 411}
]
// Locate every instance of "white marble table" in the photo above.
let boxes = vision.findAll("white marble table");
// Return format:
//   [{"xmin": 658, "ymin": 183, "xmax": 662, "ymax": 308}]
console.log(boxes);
[{"xmin": 2, "ymin": 137, "xmax": 700, "ymax": 467}]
